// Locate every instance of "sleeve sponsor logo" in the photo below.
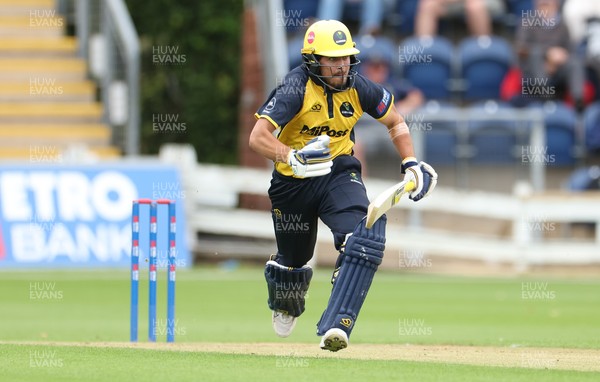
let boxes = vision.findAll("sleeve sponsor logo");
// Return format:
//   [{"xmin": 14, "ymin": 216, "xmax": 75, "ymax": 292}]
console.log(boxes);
[
  {"xmin": 376, "ymin": 88, "xmax": 391, "ymax": 115},
  {"xmin": 264, "ymin": 97, "xmax": 277, "ymax": 114}
]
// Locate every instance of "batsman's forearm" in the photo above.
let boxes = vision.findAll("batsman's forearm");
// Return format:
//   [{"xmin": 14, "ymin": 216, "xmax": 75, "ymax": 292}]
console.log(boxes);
[
  {"xmin": 394, "ymin": 137, "xmax": 416, "ymax": 160},
  {"xmin": 249, "ymin": 125, "xmax": 290, "ymax": 163},
  {"xmin": 388, "ymin": 121, "xmax": 416, "ymax": 160}
]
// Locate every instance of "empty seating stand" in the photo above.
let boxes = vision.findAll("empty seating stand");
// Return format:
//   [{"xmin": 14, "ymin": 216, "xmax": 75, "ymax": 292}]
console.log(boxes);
[
  {"xmin": 0, "ymin": 0, "xmax": 119, "ymax": 160},
  {"xmin": 458, "ymin": 35, "xmax": 515, "ymax": 101},
  {"xmin": 527, "ymin": 101, "xmax": 578, "ymax": 166},
  {"xmin": 400, "ymin": 35, "xmax": 454, "ymax": 100}
]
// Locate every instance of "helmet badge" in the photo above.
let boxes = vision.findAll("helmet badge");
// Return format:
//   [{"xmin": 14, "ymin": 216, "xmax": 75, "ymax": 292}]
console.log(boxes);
[
  {"xmin": 333, "ymin": 30, "xmax": 347, "ymax": 45},
  {"xmin": 307, "ymin": 31, "xmax": 315, "ymax": 44}
]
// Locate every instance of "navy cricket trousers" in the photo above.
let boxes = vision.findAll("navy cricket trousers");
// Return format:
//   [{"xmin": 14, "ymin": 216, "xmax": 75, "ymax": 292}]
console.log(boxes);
[{"xmin": 268, "ymin": 155, "xmax": 369, "ymax": 268}]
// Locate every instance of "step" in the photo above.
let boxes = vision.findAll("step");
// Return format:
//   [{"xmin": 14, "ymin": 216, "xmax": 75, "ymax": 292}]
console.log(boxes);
[
  {"xmin": 0, "ymin": 102, "xmax": 103, "ymax": 122},
  {"xmin": 0, "ymin": 36, "xmax": 77, "ymax": 56},
  {"xmin": 0, "ymin": 145, "xmax": 121, "ymax": 160},
  {"xmin": 0, "ymin": 16, "xmax": 64, "ymax": 37},
  {"xmin": 0, "ymin": 0, "xmax": 54, "ymax": 6},
  {"xmin": 0, "ymin": 80, "xmax": 96, "ymax": 101},
  {"xmin": 0, "ymin": 123, "xmax": 110, "ymax": 144},
  {"xmin": 0, "ymin": 0, "xmax": 55, "ymax": 16},
  {"xmin": 0, "ymin": 58, "xmax": 87, "ymax": 80}
]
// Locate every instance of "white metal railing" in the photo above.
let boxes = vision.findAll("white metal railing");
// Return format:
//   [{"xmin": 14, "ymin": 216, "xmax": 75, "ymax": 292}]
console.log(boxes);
[
  {"xmin": 251, "ymin": 0, "xmax": 288, "ymax": 96},
  {"xmin": 72, "ymin": 0, "xmax": 140, "ymax": 156},
  {"xmin": 161, "ymin": 148, "xmax": 600, "ymax": 266}
]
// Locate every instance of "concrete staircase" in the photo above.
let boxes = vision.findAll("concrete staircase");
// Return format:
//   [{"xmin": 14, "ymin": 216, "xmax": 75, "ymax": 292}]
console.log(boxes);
[{"xmin": 0, "ymin": 0, "xmax": 119, "ymax": 161}]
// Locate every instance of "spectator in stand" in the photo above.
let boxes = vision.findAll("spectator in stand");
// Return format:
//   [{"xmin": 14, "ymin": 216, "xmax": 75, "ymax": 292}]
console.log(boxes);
[
  {"xmin": 414, "ymin": 0, "xmax": 503, "ymax": 37},
  {"xmin": 503, "ymin": 0, "xmax": 581, "ymax": 106},
  {"xmin": 360, "ymin": 56, "xmax": 425, "ymax": 116},
  {"xmin": 358, "ymin": 35, "xmax": 425, "ymax": 115}
]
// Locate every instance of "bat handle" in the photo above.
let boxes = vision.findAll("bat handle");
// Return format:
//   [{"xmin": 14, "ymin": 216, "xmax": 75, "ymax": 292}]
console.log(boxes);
[{"xmin": 404, "ymin": 181, "xmax": 416, "ymax": 192}]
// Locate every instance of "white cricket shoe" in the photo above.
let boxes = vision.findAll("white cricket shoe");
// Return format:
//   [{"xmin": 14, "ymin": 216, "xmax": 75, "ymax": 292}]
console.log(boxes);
[
  {"xmin": 272, "ymin": 310, "xmax": 297, "ymax": 338},
  {"xmin": 319, "ymin": 328, "xmax": 348, "ymax": 352}
]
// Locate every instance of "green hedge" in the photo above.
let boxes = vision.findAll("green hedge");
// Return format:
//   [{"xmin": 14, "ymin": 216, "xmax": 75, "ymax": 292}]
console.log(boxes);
[{"xmin": 125, "ymin": 0, "xmax": 243, "ymax": 163}]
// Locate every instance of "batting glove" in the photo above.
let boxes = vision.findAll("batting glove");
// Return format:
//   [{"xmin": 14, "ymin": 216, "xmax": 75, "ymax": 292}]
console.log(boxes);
[
  {"xmin": 288, "ymin": 135, "xmax": 333, "ymax": 178},
  {"xmin": 401, "ymin": 157, "xmax": 438, "ymax": 201}
]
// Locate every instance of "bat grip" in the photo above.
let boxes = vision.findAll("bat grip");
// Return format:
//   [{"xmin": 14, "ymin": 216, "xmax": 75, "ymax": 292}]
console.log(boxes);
[{"xmin": 404, "ymin": 181, "xmax": 416, "ymax": 192}]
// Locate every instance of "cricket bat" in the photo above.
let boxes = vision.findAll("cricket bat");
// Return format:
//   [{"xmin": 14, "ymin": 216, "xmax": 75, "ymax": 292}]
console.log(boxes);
[{"xmin": 365, "ymin": 180, "xmax": 416, "ymax": 229}]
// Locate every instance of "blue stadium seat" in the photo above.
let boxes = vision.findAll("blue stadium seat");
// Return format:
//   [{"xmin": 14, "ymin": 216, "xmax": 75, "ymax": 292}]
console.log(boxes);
[
  {"xmin": 467, "ymin": 101, "xmax": 520, "ymax": 164},
  {"xmin": 583, "ymin": 101, "xmax": 600, "ymax": 153},
  {"xmin": 400, "ymin": 36, "xmax": 454, "ymax": 100},
  {"xmin": 528, "ymin": 102, "xmax": 578, "ymax": 166},
  {"xmin": 458, "ymin": 36, "xmax": 515, "ymax": 101},
  {"xmin": 414, "ymin": 101, "xmax": 461, "ymax": 164}
]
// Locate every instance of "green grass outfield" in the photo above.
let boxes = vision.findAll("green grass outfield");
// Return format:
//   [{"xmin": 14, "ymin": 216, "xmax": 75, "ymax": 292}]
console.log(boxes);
[{"xmin": 0, "ymin": 266, "xmax": 599, "ymax": 381}]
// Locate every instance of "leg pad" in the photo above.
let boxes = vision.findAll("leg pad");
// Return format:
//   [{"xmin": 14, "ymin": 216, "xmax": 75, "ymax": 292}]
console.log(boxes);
[
  {"xmin": 317, "ymin": 216, "xmax": 386, "ymax": 337},
  {"xmin": 265, "ymin": 259, "xmax": 313, "ymax": 317}
]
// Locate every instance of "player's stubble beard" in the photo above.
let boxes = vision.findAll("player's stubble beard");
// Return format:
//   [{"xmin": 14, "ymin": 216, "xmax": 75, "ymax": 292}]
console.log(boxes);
[{"xmin": 325, "ymin": 67, "xmax": 348, "ymax": 89}]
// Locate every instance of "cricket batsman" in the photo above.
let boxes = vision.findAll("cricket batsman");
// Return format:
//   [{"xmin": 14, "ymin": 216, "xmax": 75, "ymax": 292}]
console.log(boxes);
[{"xmin": 248, "ymin": 19, "xmax": 437, "ymax": 351}]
